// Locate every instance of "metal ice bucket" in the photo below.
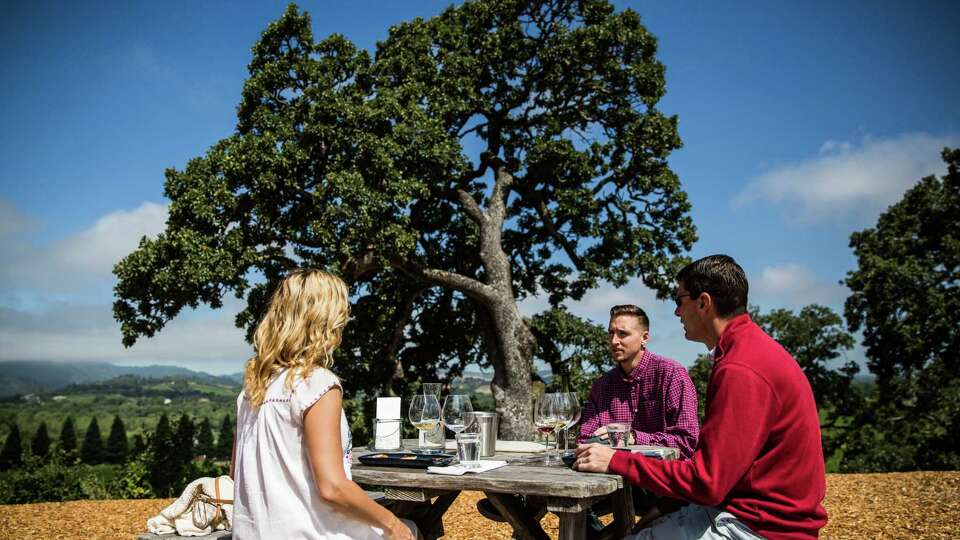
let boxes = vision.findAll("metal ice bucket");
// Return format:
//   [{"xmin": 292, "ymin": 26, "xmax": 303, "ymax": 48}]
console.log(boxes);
[{"xmin": 464, "ymin": 412, "xmax": 498, "ymax": 457}]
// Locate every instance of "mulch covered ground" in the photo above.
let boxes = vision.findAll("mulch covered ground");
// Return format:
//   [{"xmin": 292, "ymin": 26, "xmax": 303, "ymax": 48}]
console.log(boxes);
[{"xmin": 1, "ymin": 472, "xmax": 957, "ymax": 539}]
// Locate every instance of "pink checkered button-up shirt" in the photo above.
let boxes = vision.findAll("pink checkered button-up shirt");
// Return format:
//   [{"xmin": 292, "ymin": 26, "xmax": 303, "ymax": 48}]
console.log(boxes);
[{"xmin": 578, "ymin": 349, "xmax": 699, "ymax": 459}]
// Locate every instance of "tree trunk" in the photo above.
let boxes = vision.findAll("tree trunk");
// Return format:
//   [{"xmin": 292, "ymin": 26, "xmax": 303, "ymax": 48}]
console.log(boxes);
[
  {"xmin": 475, "ymin": 163, "xmax": 538, "ymax": 440},
  {"xmin": 488, "ymin": 302, "xmax": 538, "ymax": 439}
]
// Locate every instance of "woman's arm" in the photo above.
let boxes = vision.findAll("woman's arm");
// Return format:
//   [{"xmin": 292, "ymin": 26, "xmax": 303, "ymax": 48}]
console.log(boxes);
[{"xmin": 304, "ymin": 388, "xmax": 413, "ymax": 540}]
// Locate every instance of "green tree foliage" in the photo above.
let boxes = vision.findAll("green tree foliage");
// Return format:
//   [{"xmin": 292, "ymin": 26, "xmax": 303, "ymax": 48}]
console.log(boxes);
[
  {"xmin": 842, "ymin": 148, "xmax": 960, "ymax": 472},
  {"xmin": 174, "ymin": 413, "xmax": 195, "ymax": 465},
  {"xmin": 30, "ymin": 421, "xmax": 52, "ymax": 459},
  {"xmin": 105, "ymin": 415, "xmax": 129, "ymax": 465},
  {"xmin": 0, "ymin": 423, "xmax": 23, "ymax": 470},
  {"xmin": 81, "ymin": 417, "xmax": 104, "ymax": 464},
  {"xmin": 530, "ymin": 307, "xmax": 608, "ymax": 401},
  {"xmin": 110, "ymin": 453, "xmax": 154, "ymax": 499},
  {"xmin": 196, "ymin": 417, "xmax": 215, "ymax": 458},
  {"xmin": 59, "ymin": 416, "xmax": 78, "ymax": 457},
  {"xmin": 149, "ymin": 413, "xmax": 179, "ymax": 496},
  {"xmin": 112, "ymin": 0, "xmax": 695, "ymax": 438},
  {"xmin": 215, "ymin": 414, "xmax": 234, "ymax": 460},
  {"xmin": 0, "ymin": 451, "xmax": 86, "ymax": 503},
  {"xmin": 131, "ymin": 433, "xmax": 147, "ymax": 457},
  {"xmin": 687, "ymin": 354, "xmax": 712, "ymax": 424}
]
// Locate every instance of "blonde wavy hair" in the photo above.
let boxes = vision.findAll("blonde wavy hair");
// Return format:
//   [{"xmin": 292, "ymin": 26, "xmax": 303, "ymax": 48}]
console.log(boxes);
[{"xmin": 243, "ymin": 269, "xmax": 350, "ymax": 407}]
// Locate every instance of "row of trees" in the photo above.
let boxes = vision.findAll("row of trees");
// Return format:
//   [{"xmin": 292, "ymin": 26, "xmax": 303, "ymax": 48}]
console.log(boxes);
[
  {"xmin": 1, "ymin": 413, "xmax": 235, "ymax": 502},
  {"xmin": 0, "ymin": 414, "xmax": 234, "ymax": 476}
]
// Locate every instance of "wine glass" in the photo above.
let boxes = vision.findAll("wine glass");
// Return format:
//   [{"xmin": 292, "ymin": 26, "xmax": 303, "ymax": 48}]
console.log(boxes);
[
  {"xmin": 534, "ymin": 393, "xmax": 562, "ymax": 464},
  {"xmin": 408, "ymin": 394, "xmax": 441, "ymax": 453},
  {"xmin": 441, "ymin": 394, "xmax": 473, "ymax": 435},
  {"xmin": 560, "ymin": 392, "xmax": 581, "ymax": 453}
]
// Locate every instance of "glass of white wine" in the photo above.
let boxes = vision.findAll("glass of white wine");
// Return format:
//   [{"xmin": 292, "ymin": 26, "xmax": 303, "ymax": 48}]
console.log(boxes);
[{"xmin": 408, "ymin": 394, "xmax": 441, "ymax": 453}]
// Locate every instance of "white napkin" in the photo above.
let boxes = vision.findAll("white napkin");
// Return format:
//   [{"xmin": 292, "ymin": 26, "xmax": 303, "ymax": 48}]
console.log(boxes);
[{"xmin": 427, "ymin": 460, "xmax": 508, "ymax": 476}]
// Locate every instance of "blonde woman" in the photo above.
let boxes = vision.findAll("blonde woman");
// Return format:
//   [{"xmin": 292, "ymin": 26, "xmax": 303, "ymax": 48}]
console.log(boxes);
[{"xmin": 231, "ymin": 269, "xmax": 416, "ymax": 540}]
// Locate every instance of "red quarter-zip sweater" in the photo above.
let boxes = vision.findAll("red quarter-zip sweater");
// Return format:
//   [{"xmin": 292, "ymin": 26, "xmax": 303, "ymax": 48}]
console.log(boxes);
[{"xmin": 608, "ymin": 314, "xmax": 828, "ymax": 539}]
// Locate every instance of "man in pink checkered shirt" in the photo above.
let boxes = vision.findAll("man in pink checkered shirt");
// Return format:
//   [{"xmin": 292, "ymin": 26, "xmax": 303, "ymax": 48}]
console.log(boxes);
[{"xmin": 578, "ymin": 304, "xmax": 700, "ymax": 459}]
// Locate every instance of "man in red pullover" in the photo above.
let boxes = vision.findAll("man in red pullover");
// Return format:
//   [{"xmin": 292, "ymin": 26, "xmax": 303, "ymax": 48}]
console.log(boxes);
[{"xmin": 575, "ymin": 254, "xmax": 827, "ymax": 540}]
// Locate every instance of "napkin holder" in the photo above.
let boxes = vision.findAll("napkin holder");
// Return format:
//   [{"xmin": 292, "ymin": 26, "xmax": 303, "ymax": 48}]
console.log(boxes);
[{"xmin": 370, "ymin": 397, "xmax": 402, "ymax": 451}]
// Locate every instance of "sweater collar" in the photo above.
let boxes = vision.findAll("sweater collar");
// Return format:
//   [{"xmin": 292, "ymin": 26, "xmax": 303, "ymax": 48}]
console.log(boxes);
[{"xmin": 712, "ymin": 313, "xmax": 752, "ymax": 362}]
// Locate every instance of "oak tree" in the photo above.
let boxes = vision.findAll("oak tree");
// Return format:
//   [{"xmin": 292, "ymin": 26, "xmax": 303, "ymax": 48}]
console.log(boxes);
[{"xmin": 114, "ymin": 0, "xmax": 695, "ymax": 437}]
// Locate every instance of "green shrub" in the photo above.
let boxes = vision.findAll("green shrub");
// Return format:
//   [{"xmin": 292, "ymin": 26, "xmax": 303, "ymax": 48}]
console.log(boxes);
[
  {"xmin": 110, "ymin": 454, "xmax": 154, "ymax": 499},
  {"xmin": 0, "ymin": 451, "xmax": 86, "ymax": 503}
]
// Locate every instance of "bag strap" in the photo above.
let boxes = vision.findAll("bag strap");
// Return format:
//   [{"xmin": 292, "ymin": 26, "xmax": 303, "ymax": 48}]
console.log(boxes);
[{"xmin": 208, "ymin": 476, "xmax": 233, "ymax": 505}]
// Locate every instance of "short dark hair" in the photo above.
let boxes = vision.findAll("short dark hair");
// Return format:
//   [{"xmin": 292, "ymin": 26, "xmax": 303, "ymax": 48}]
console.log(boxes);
[
  {"xmin": 676, "ymin": 255, "xmax": 748, "ymax": 318},
  {"xmin": 609, "ymin": 304, "xmax": 650, "ymax": 330}
]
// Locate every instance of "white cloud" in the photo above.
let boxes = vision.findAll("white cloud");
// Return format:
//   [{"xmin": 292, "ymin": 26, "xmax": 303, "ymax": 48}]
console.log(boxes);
[
  {"xmin": 752, "ymin": 263, "xmax": 848, "ymax": 310},
  {"xmin": 0, "ymin": 200, "xmax": 252, "ymax": 374},
  {"xmin": 0, "ymin": 299, "xmax": 251, "ymax": 372},
  {"xmin": 735, "ymin": 132, "xmax": 959, "ymax": 222},
  {"xmin": 0, "ymin": 201, "xmax": 167, "ymax": 291}
]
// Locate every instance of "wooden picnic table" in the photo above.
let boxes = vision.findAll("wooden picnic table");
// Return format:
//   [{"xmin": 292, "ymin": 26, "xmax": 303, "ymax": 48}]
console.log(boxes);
[{"xmin": 351, "ymin": 441, "xmax": 636, "ymax": 540}]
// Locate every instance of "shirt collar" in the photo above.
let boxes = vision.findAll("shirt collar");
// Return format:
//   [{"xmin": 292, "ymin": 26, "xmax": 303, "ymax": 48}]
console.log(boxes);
[
  {"xmin": 713, "ymin": 313, "xmax": 752, "ymax": 362},
  {"xmin": 621, "ymin": 349, "xmax": 650, "ymax": 382}
]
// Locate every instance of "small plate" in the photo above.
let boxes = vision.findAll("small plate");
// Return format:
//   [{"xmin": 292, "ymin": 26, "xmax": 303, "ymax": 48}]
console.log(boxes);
[{"xmin": 358, "ymin": 452, "xmax": 455, "ymax": 469}]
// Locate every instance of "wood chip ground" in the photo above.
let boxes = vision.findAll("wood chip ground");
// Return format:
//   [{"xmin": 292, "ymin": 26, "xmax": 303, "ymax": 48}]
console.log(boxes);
[{"xmin": 0, "ymin": 472, "xmax": 957, "ymax": 539}]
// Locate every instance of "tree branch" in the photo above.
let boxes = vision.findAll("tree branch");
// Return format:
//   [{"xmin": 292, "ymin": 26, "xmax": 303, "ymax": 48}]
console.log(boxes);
[
  {"xmin": 536, "ymin": 200, "xmax": 584, "ymax": 270},
  {"xmin": 343, "ymin": 251, "xmax": 381, "ymax": 282},
  {"xmin": 392, "ymin": 259, "xmax": 495, "ymax": 305},
  {"xmin": 456, "ymin": 189, "xmax": 485, "ymax": 224}
]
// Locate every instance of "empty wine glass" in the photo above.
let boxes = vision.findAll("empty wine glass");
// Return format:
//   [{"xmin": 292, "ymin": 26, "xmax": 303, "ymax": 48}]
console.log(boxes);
[
  {"xmin": 441, "ymin": 394, "xmax": 473, "ymax": 435},
  {"xmin": 559, "ymin": 392, "xmax": 581, "ymax": 453},
  {"xmin": 408, "ymin": 394, "xmax": 441, "ymax": 452}
]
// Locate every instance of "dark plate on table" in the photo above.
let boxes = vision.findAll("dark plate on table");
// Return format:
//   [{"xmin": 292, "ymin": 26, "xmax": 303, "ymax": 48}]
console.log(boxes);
[{"xmin": 358, "ymin": 452, "xmax": 455, "ymax": 469}]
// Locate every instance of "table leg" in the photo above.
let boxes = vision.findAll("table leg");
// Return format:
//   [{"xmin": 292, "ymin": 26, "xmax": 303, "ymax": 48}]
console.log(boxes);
[
  {"xmin": 421, "ymin": 491, "xmax": 460, "ymax": 540},
  {"xmin": 486, "ymin": 492, "xmax": 551, "ymax": 540},
  {"xmin": 557, "ymin": 510, "xmax": 587, "ymax": 540},
  {"xmin": 611, "ymin": 483, "xmax": 635, "ymax": 537},
  {"xmin": 390, "ymin": 491, "xmax": 461, "ymax": 540}
]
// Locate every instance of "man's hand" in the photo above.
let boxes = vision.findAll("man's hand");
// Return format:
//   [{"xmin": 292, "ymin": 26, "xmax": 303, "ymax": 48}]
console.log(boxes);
[{"xmin": 573, "ymin": 443, "xmax": 616, "ymax": 473}]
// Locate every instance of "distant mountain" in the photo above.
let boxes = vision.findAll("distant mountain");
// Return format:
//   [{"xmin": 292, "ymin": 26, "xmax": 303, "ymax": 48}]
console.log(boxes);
[{"xmin": 0, "ymin": 361, "xmax": 241, "ymax": 397}]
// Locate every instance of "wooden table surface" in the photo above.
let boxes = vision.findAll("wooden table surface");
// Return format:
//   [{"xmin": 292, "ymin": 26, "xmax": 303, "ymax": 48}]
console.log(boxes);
[{"xmin": 351, "ymin": 442, "xmax": 635, "ymax": 540}]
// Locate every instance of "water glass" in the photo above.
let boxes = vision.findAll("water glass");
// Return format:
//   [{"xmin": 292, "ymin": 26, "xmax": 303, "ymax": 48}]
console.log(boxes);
[
  {"xmin": 456, "ymin": 432, "xmax": 481, "ymax": 468},
  {"xmin": 606, "ymin": 422, "xmax": 629, "ymax": 448}
]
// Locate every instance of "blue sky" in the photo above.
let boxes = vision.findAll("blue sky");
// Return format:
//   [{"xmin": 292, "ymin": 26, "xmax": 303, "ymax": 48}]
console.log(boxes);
[{"xmin": 1, "ymin": 1, "xmax": 958, "ymax": 375}]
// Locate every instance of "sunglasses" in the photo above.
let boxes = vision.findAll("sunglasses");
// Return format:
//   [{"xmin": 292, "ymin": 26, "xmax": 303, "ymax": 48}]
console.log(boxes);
[{"xmin": 673, "ymin": 293, "xmax": 694, "ymax": 308}]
